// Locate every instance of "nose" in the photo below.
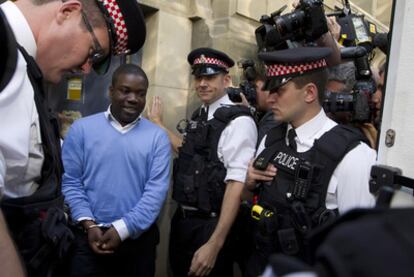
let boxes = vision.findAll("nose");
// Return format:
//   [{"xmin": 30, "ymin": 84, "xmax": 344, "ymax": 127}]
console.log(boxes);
[
  {"xmin": 267, "ymin": 92, "xmax": 278, "ymax": 104},
  {"xmin": 126, "ymin": 93, "xmax": 139, "ymax": 103},
  {"xmin": 198, "ymin": 77, "xmax": 208, "ymax": 87}
]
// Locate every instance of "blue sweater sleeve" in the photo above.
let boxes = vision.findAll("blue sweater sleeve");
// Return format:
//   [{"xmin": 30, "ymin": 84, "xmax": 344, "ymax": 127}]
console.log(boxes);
[
  {"xmin": 61, "ymin": 122, "xmax": 94, "ymax": 221},
  {"xmin": 122, "ymin": 130, "xmax": 172, "ymax": 238}
]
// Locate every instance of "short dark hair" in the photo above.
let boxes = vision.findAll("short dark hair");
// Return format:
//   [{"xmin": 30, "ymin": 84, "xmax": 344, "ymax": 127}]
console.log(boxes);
[
  {"xmin": 327, "ymin": 62, "xmax": 356, "ymax": 92},
  {"xmin": 33, "ymin": 0, "xmax": 106, "ymax": 28},
  {"xmin": 111, "ymin": 64, "xmax": 149, "ymax": 87},
  {"xmin": 291, "ymin": 68, "xmax": 328, "ymax": 105}
]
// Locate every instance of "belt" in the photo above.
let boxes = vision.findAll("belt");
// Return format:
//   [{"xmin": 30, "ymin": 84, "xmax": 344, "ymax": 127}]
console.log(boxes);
[{"xmin": 178, "ymin": 206, "xmax": 218, "ymax": 219}]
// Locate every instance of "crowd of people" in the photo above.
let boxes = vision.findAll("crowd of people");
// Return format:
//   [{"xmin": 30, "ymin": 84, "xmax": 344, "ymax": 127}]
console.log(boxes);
[{"xmin": 0, "ymin": 0, "xmax": 389, "ymax": 277}]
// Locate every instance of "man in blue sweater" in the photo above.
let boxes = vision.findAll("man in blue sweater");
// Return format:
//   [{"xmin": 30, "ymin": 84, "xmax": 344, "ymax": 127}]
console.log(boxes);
[{"xmin": 62, "ymin": 64, "xmax": 171, "ymax": 277}]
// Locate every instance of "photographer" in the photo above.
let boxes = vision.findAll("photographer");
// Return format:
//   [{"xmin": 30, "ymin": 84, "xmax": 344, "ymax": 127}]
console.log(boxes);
[
  {"xmin": 372, "ymin": 61, "xmax": 386, "ymax": 129},
  {"xmin": 326, "ymin": 62, "xmax": 378, "ymax": 148},
  {"xmin": 230, "ymin": 70, "xmax": 280, "ymax": 144},
  {"xmin": 244, "ymin": 47, "xmax": 376, "ymax": 277}
]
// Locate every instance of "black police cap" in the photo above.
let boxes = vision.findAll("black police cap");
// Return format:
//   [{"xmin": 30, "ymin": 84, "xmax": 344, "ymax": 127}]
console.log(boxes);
[
  {"xmin": 0, "ymin": 10, "xmax": 17, "ymax": 92},
  {"xmin": 258, "ymin": 47, "xmax": 332, "ymax": 92},
  {"xmin": 187, "ymin": 47, "xmax": 235, "ymax": 77},
  {"xmin": 94, "ymin": 0, "xmax": 146, "ymax": 74}
]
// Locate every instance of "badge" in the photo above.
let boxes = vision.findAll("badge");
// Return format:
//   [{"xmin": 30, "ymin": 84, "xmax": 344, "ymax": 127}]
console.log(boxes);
[{"xmin": 200, "ymin": 54, "xmax": 207, "ymax": 64}]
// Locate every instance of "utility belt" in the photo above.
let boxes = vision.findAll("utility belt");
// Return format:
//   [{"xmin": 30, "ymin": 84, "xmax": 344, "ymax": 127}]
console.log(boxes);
[
  {"xmin": 177, "ymin": 205, "xmax": 219, "ymax": 219},
  {"xmin": 1, "ymin": 195, "xmax": 74, "ymax": 274},
  {"xmin": 1, "ymin": 195, "xmax": 64, "ymax": 221},
  {"xmin": 250, "ymin": 203, "xmax": 337, "ymax": 257}
]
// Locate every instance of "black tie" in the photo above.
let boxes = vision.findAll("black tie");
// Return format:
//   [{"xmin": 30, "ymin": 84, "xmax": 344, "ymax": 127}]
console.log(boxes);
[
  {"xmin": 288, "ymin": 128, "xmax": 297, "ymax": 151},
  {"xmin": 199, "ymin": 106, "xmax": 208, "ymax": 122}
]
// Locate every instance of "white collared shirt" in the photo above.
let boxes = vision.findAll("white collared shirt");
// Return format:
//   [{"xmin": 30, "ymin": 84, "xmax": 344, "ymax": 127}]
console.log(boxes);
[
  {"xmin": 257, "ymin": 109, "xmax": 376, "ymax": 214},
  {"xmin": 0, "ymin": 1, "xmax": 43, "ymax": 199},
  {"xmin": 205, "ymin": 94, "xmax": 258, "ymax": 183},
  {"xmin": 104, "ymin": 106, "xmax": 141, "ymax": 134}
]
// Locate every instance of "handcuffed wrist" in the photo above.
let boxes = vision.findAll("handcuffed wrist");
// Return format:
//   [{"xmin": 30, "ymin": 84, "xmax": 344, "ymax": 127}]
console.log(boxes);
[{"xmin": 87, "ymin": 224, "xmax": 100, "ymax": 230}]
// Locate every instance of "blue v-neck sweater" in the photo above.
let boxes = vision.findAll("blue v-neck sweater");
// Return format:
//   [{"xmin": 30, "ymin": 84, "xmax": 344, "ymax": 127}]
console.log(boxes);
[{"xmin": 62, "ymin": 113, "xmax": 171, "ymax": 239}]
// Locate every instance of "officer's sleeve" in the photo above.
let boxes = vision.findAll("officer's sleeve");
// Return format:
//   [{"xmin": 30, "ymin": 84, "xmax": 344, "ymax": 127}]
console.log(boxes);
[
  {"xmin": 61, "ymin": 122, "xmax": 94, "ymax": 221},
  {"xmin": 330, "ymin": 142, "xmax": 376, "ymax": 214},
  {"xmin": 218, "ymin": 116, "xmax": 258, "ymax": 183}
]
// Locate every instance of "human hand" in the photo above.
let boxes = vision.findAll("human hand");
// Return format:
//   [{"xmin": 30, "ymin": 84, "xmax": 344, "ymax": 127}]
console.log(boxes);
[
  {"xmin": 245, "ymin": 159, "xmax": 277, "ymax": 190},
  {"xmin": 147, "ymin": 96, "xmax": 163, "ymax": 125},
  {"xmin": 188, "ymin": 241, "xmax": 221, "ymax": 276},
  {"xmin": 292, "ymin": 0, "xmax": 300, "ymax": 10},
  {"xmin": 233, "ymin": 92, "xmax": 250, "ymax": 107},
  {"xmin": 87, "ymin": 227, "xmax": 113, "ymax": 255},
  {"xmin": 100, "ymin": 227, "xmax": 122, "ymax": 252},
  {"xmin": 327, "ymin": 16, "xmax": 341, "ymax": 42}
]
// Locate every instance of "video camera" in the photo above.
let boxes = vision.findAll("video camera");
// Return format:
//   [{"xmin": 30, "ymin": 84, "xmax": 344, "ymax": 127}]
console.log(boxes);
[
  {"xmin": 227, "ymin": 59, "xmax": 257, "ymax": 106},
  {"xmin": 255, "ymin": 0, "xmax": 328, "ymax": 51},
  {"xmin": 323, "ymin": 46, "xmax": 376, "ymax": 123},
  {"xmin": 327, "ymin": 0, "xmax": 388, "ymax": 54}
]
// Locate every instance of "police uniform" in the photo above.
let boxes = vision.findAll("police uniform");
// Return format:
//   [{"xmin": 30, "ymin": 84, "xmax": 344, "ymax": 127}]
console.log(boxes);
[
  {"xmin": 169, "ymin": 48, "xmax": 257, "ymax": 277},
  {"xmin": 246, "ymin": 47, "xmax": 376, "ymax": 277},
  {"xmin": 0, "ymin": 1, "xmax": 146, "ymax": 276}
]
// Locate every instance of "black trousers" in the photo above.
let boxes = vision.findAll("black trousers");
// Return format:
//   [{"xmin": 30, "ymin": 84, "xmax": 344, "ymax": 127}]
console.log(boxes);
[
  {"xmin": 245, "ymin": 224, "xmax": 278, "ymax": 277},
  {"xmin": 169, "ymin": 208, "xmax": 235, "ymax": 277},
  {"xmin": 69, "ymin": 224, "xmax": 159, "ymax": 277}
]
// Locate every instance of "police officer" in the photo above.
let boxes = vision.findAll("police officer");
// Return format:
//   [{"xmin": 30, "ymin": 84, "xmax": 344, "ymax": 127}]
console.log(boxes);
[
  {"xmin": 149, "ymin": 48, "xmax": 257, "ymax": 276},
  {"xmin": 0, "ymin": 10, "xmax": 25, "ymax": 277},
  {"xmin": 244, "ymin": 47, "xmax": 376, "ymax": 277}
]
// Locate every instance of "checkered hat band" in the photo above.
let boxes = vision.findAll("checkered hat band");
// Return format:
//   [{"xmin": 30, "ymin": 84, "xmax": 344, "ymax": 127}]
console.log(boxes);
[
  {"xmin": 193, "ymin": 57, "xmax": 229, "ymax": 69},
  {"xmin": 101, "ymin": 0, "xmax": 128, "ymax": 54},
  {"xmin": 266, "ymin": 59, "xmax": 327, "ymax": 77}
]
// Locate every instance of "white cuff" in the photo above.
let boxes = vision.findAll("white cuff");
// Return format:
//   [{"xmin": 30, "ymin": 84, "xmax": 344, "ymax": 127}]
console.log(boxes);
[
  {"xmin": 76, "ymin": 217, "xmax": 95, "ymax": 223},
  {"xmin": 112, "ymin": 219, "xmax": 130, "ymax": 241}
]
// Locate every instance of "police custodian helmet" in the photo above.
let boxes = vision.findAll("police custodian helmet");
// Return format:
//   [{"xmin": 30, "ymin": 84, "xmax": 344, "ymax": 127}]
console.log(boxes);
[
  {"xmin": 93, "ymin": 0, "xmax": 147, "ymax": 74},
  {"xmin": 258, "ymin": 47, "xmax": 332, "ymax": 92},
  {"xmin": 187, "ymin": 47, "xmax": 235, "ymax": 77}
]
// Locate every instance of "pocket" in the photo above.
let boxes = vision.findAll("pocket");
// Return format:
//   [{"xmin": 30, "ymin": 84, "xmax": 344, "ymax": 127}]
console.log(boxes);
[{"xmin": 172, "ymin": 158, "xmax": 197, "ymax": 205}]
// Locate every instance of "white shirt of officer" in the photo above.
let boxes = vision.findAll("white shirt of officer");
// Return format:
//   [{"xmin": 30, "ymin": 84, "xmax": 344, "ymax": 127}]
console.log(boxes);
[
  {"xmin": 0, "ymin": 1, "xmax": 44, "ymax": 199},
  {"xmin": 203, "ymin": 94, "xmax": 257, "ymax": 184},
  {"xmin": 257, "ymin": 109, "xmax": 376, "ymax": 214}
]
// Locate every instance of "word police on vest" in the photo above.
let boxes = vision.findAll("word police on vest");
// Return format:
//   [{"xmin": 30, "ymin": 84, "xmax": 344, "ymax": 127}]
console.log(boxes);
[{"xmin": 273, "ymin": 151, "xmax": 299, "ymax": 171}]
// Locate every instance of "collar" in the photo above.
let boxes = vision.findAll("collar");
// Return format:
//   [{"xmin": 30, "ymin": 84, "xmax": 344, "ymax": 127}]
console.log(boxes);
[
  {"xmin": 288, "ymin": 109, "xmax": 328, "ymax": 144},
  {"xmin": 105, "ymin": 105, "xmax": 141, "ymax": 130},
  {"xmin": 204, "ymin": 93, "xmax": 233, "ymax": 120},
  {"xmin": 1, "ymin": 1, "xmax": 37, "ymax": 57}
]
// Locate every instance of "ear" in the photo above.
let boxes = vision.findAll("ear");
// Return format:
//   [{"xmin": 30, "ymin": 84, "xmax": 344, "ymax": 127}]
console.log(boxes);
[
  {"xmin": 56, "ymin": 0, "xmax": 82, "ymax": 24},
  {"xmin": 303, "ymin": 82, "xmax": 319, "ymax": 103},
  {"xmin": 223, "ymin": 74, "xmax": 232, "ymax": 87}
]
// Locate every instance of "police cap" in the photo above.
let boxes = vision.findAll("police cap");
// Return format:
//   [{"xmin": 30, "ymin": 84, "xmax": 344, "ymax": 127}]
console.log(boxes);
[
  {"xmin": 187, "ymin": 47, "xmax": 235, "ymax": 77},
  {"xmin": 93, "ymin": 0, "xmax": 147, "ymax": 74},
  {"xmin": 258, "ymin": 47, "xmax": 332, "ymax": 92}
]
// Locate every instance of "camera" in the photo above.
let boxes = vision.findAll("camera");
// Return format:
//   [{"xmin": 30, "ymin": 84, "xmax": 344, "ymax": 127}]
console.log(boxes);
[
  {"xmin": 255, "ymin": 0, "xmax": 328, "ymax": 51},
  {"xmin": 323, "ymin": 46, "xmax": 376, "ymax": 123},
  {"xmin": 227, "ymin": 59, "xmax": 257, "ymax": 106},
  {"xmin": 327, "ymin": 0, "xmax": 389, "ymax": 53}
]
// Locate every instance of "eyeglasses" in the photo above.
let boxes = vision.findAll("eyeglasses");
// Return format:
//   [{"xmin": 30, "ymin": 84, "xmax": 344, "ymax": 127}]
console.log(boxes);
[{"xmin": 81, "ymin": 10, "xmax": 106, "ymax": 65}]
